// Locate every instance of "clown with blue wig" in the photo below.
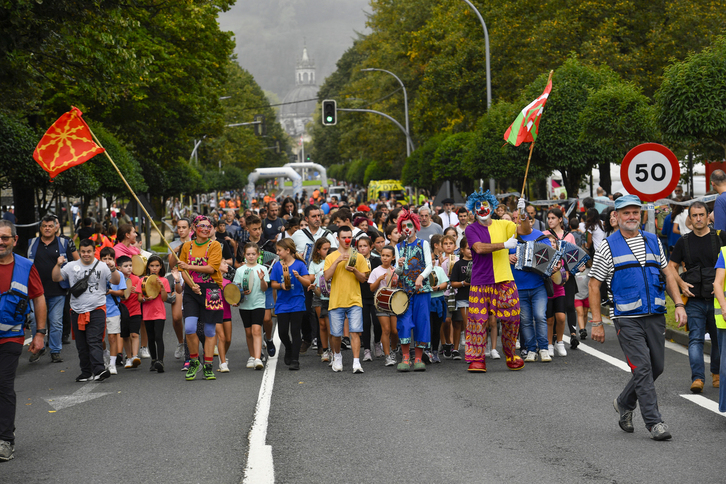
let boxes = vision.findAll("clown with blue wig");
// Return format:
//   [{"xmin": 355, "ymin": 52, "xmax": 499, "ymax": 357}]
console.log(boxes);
[{"xmin": 463, "ymin": 190, "xmax": 530, "ymax": 372}]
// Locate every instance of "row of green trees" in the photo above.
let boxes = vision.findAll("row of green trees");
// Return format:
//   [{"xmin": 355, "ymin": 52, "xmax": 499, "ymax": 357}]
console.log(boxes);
[
  {"xmin": 309, "ymin": 0, "xmax": 726, "ymax": 198},
  {"xmin": 0, "ymin": 1, "xmax": 289, "ymax": 242}
]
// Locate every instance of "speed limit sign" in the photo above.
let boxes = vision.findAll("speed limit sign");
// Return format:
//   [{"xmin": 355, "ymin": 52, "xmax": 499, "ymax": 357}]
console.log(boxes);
[{"xmin": 620, "ymin": 143, "xmax": 680, "ymax": 202}]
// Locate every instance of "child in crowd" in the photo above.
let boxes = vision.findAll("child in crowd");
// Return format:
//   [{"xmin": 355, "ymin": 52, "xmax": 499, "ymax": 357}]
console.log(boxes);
[
  {"xmin": 545, "ymin": 233, "xmax": 568, "ymax": 359},
  {"xmin": 427, "ymin": 258, "xmax": 449, "ymax": 364},
  {"xmin": 136, "ymin": 255, "xmax": 170, "ymax": 372},
  {"xmin": 234, "ymin": 243, "xmax": 269, "ymax": 370},
  {"xmin": 449, "ymin": 237, "xmax": 472, "ymax": 360},
  {"xmin": 117, "ymin": 255, "xmax": 141, "ymax": 369},
  {"xmin": 308, "ymin": 238, "xmax": 332, "ymax": 362},
  {"xmin": 100, "ymin": 247, "xmax": 126, "ymax": 375},
  {"xmin": 440, "ymin": 234, "xmax": 459, "ymax": 357},
  {"xmin": 368, "ymin": 246, "xmax": 399, "ymax": 366},
  {"xmin": 356, "ymin": 237, "xmax": 380, "ymax": 362}
]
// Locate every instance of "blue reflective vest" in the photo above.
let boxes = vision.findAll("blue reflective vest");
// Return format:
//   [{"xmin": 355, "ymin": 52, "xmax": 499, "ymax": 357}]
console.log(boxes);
[
  {"xmin": 608, "ymin": 230, "xmax": 666, "ymax": 317},
  {"xmin": 0, "ymin": 255, "xmax": 33, "ymax": 339}
]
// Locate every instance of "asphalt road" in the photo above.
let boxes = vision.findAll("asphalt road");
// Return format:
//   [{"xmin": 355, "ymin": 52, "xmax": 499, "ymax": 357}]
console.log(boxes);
[{"xmin": 4, "ymin": 313, "xmax": 725, "ymax": 484}]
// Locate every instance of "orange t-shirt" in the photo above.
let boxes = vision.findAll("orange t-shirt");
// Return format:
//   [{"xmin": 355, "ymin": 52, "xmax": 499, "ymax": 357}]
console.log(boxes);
[{"xmin": 180, "ymin": 240, "xmax": 223, "ymax": 288}]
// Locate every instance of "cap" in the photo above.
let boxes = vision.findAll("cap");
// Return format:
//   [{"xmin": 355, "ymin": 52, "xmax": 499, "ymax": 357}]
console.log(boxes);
[
  {"xmin": 614, "ymin": 194, "xmax": 642, "ymax": 210},
  {"xmin": 356, "ymin": 204, "xmax": 371, "ymax": 212},
  {"xmin": 442, "ymin": 198, "xmax": 455, "ymax": 205}
]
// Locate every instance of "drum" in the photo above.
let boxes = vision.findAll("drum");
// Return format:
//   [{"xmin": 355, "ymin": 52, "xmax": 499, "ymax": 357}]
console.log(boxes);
[
  {"xmin": 141, "ymin": 274, "xmax": 160, "ymax": 299},
  {"xmin": 374, "ymin": 287, "xmax": 409, "ymax": 316},
  {"xmin": 282, "ymin": 263, "xmax": 291, "ymax": 289},
  {"xmin": 318, "ymin": 273, "xmax": 331, "ymax": 298},
  {"xmin": 429, "ymin": 271, "xmax": 439, "ymax": 289},
  {"xmin": 123, "ymin": 277, "xmax": 132, "ymax": 299},
  {"xmin": 223, "ymin": 283, "xmax": 242, "ymax": 305},
  {"xmin": 559, "ymin": 240, "xmax": 591, "ymax": 275},
  {"xmin": 347, "ymin": 248, "xmax": 358, "ymax": 267},
  {"xmin": 131, "ymin": 249, "xmax": 153, "ymax": 277}
]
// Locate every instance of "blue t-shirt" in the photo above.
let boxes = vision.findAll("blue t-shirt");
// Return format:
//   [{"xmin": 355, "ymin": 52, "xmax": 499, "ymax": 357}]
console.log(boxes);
[
  {"xmin": 715, "ymin": 252, "xmax": 725, "ymax": 269},
  {"xmin": 105, "ymin": 277, "xmax": 127, "ymax": 318},
  {"xmin": 270, "ymin": 259, "xmax": 309, "ymax": 314},
  {"xmin": 665, "ymin": 214, "xmax": 680, "ymax": 249},
  {"xmin": 510, "ymin": 230, "xmax": 551, "ymax": 291}
]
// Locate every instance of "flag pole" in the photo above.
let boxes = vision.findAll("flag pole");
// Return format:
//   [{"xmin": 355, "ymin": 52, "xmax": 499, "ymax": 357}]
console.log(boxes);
[
  {"xmin": 87, "ymin": 128, "xmax": 196, "ymax": 287},
  {"xmin": 519, "ymin": 69, "xmax": 553, "ymax": 200}
]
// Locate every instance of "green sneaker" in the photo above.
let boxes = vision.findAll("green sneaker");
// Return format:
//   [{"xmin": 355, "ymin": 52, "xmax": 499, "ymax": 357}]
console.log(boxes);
[
  {"xmin": 185, "ymin": 359, "xmax": 201, "ymax": 381},
  {"xmin": 397, "ymin": 358, "xmax": 411, "ymax": 372},
  {"xmin": 413, "ymin": 359, "xmax": 426, "ymax": 372},
  {"xmin": 203, "ymin": 363, "xmax": 216, "ymax": 380}
]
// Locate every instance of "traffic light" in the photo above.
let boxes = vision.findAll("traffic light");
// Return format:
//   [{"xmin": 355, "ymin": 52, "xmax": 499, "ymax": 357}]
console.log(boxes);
[
  {"xmin": 322, "ymin": 100, "xmax": 336, "ymax": 126},
  {"xmin": 254, "ymin": 114, "xmax": 266, "ymax": 136},
  {"xmin": 306, "ymin": 154, "xmax": 311, "ymax": 162}
]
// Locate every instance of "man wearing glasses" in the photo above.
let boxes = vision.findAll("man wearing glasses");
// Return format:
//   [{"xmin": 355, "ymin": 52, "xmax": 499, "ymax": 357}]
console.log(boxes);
[{"xmin": 26, "ymin": 215, "xmax": 79, "ymax": 363}]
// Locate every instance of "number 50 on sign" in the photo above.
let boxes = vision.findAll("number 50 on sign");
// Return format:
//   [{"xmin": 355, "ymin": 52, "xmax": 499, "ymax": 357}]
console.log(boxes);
[{"xmin": 620, "ymin": 143, "xmax": 681, "ymax": 202}]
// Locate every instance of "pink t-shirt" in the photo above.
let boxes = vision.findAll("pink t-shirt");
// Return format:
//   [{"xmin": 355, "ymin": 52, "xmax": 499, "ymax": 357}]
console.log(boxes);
[
  {"xmin": 136, "ymin": 276, "xmax": 171, "ymax": 321},
  {"xmin": 114, "ymin": 243, "xmax": 140, "ymax": 260}
]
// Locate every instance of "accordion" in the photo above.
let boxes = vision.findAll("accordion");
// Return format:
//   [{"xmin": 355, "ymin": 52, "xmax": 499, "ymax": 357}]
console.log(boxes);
[
  {"xmin": 558, "ymin": 240, "xmax": 590, "ymax": 275},
  {"xmin": 515, "ymin": 241, "xmax": 559, "ymax": 277}
]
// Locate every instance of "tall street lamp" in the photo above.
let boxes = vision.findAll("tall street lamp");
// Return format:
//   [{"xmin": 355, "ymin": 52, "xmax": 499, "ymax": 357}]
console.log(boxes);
[
  {"xmin": 360, "ymin": 68, "xmax": 412, "ymax": 157},
  {"xmin": 461, "ymin": 0, "xmax": 491, "ymax": 110}
]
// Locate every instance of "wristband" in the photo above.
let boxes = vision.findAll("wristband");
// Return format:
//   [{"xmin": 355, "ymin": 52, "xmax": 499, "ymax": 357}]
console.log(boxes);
[
  {"xmin": 589, "ymin": 319, "xmax": 603, "ymax": 327},
  {"xmin": 675, "ymin": 303, "xmax": 684, "ymax": 308}
]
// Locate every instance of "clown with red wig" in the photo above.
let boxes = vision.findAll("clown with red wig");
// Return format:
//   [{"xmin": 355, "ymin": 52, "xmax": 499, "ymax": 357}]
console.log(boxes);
[
  {"xmin": 393, "ymin": 209, "xmax": 433, "ymax": 372},
  {"xmin": 464, "ymin": 190, "xmax": 530, "ymax": 372}
]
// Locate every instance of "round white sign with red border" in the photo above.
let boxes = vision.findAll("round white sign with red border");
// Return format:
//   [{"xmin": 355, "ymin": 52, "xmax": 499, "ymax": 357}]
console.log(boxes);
[{"xmin": 620, "ymin": 143, "xmax": 680, "ymax": 202}]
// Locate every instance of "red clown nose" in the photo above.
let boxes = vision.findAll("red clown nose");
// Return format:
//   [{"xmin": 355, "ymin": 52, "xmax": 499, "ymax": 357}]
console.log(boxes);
[{"xmin": 344, "ymin": 238, "xmax": 352, "ymax": 244}]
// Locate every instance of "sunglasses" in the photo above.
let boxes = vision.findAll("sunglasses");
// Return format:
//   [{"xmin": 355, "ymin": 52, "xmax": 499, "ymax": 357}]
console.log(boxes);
[{"xmin": 0, "ymin": 235, "xmax": 15, "ymax": 242}]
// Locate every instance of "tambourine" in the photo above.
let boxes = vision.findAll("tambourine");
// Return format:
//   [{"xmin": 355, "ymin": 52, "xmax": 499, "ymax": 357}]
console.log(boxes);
[
  {"xmin": 282, "ymin": 262, "xmax": 291, "ymax": 289},
  {"xmin": 242, "ymin": 268, "xmax": 252, "ymax": 292},
  {"xmin": 429, "ymin": 271, "xmax": 439, "ymax": 288},
  {"xmin": 132, "ymin": 249, "xmax": 153, "ymax": 277},
  {"xmin": 223, "ymin": 283, "xmax": 242, "ymax": 305},
  {"xmin": 141, "ymin": 274, "xmax": 160, "ymax": 299},
  {"xmin": 123, "ymin": 277, "xmax": 132, "ymax": 299},
  {"xmin": 447, "ymin": 254, "xmax": 456, "ymax": 277},
  {"xmin": 347, "ymin": 248, "xmax": 358, "ymax": 267}
]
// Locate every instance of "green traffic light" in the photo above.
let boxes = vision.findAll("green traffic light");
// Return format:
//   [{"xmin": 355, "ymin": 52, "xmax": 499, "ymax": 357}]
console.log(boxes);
[{"xmin": 326, "ymin": 116, "xmax": 333, "ymax": 122}]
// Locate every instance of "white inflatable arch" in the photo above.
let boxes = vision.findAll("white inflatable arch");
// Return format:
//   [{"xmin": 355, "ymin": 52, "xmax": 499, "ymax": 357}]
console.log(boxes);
[
  {"xmin": 246, "ymin": 167, "xmax": 303, "ymax": 201},
  {"xmin": 284, "ymin": 162, "xmax": 328, "ymax": 189}
]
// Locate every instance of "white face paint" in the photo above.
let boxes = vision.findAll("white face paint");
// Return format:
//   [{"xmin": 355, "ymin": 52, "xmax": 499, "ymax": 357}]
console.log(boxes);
[
  {"xmin": 475, "ymin": 201, "xmax": 493, "ymax": 223},
  {"xmin": 401, "ymin": 221, "xmax": 415, "ymax": 239}
]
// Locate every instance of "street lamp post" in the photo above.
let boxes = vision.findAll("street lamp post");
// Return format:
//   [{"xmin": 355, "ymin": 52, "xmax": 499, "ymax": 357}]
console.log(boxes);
[{"xmin": 360, "ymin": 68, "xmax": 412, "ymax": 157}]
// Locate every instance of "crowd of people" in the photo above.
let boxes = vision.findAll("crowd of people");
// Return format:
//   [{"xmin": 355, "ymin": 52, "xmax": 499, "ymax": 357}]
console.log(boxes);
[{"xmin": 5, "ymin": 176, "xmax": 726, "ymax": 461}]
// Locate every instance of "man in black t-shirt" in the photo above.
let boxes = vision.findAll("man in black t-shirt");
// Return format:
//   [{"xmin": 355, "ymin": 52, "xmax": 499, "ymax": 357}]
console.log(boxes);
[
  {"xmin": 77, "ymin": 217, "xmax": 94, "ymax": 241},
  {"xmin": 668, "ymin": 201, "xmax": 722, "ymax": 393},
  {"xmin": 214, "ymin": 220, "xmax": 235, "ymax": 264},
  {"xmin": 262, "ymin": 201, "xmax": 284, "ymax": 241}
]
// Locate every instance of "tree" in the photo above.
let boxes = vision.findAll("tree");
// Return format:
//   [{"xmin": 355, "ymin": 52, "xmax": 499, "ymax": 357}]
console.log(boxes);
[
  {"xmin": 655, "ymin": 36, "xmax": 726, "ymax": 161},
  {"xmin": 364, "ymin": 160, "xmax": 393, "ymax": 186},
  {"xmin": 431, "ymin": 132, "xmax": 476, "ymax": 192}
]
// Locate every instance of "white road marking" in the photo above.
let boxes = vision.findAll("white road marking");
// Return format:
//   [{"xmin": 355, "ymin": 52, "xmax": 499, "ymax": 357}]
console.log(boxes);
[
  {"xmin": 44, "ymin": 383, "xmax": 111, "ymax": 411},
  {"xmin": 563, "ymin": 334, "xmax": 630, "ymax": 372},
  {"xmin": 242, "ymin": 331, "xmax": 282, "ymax": 484},
  {"xmin": 680, "ymin": 394, "xmax": 723, "ymax": 415}
]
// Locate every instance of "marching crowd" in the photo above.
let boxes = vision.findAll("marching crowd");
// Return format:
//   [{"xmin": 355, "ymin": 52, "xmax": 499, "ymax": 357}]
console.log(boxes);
[{"xmin": 6, "ymin": 176, "xmax": 726, "ymax": 460}]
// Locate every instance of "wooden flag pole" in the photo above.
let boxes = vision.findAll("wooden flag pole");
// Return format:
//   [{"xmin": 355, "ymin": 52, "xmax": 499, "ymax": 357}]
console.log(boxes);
[
  {"xmin": 519, "ymin": 69, "xmax": 553, "ymax": 200},
  {"xmin": 87, "ymin": 128, "xmax": 196, "ymax": 287}
]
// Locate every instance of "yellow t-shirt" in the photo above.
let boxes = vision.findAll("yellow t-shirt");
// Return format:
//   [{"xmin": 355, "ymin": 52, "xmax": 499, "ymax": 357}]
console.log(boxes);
[
  {"xmin": 465, "ymin": 219, "xmax": 516, "ymax": 284},
  {"xmin": 324, "ymin": 251, "xmax": 369, "ymax": 310}
]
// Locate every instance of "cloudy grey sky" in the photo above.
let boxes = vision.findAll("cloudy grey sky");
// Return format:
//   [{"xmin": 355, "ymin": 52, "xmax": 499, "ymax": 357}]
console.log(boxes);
[{"xmin": 218, "ymin": 0, "xmax": 370, "ymax": 99}]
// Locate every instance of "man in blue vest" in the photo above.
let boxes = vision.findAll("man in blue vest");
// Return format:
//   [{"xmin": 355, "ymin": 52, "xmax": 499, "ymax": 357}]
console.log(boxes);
[
  {"xmin": 27, "ymin": 214, "xmax": 79, "ymax": 363},
  {"xmin": 0, "ymin": 220, "xmax": 47, "ymax": 461},
  {"xmin": 588, "ymin": 195, "xmax": 686, "ymax": 441}
]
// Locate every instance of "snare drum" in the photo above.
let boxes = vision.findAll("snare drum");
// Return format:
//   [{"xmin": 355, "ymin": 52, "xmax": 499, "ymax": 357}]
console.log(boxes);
[
  {"xmin": 374, "ymin": 287, "xmax": 409, "ymax": 316},
  {"xmin": 141, "ymin": 274, "xmax": 160, "ymax": 299},
  {"xmin": 223, "ymin": 283, "xmax": 242, "ymax": 305}
]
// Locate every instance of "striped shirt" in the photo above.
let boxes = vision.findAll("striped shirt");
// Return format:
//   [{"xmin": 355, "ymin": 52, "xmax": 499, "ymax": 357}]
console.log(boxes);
[{"xmin": 590, "ymin": 233, "xmax": 668, "ymax": 319}]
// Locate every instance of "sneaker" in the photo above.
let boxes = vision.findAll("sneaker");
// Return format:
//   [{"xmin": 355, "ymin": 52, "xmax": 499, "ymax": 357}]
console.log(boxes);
[
  {"xmin": 580, "ymin": 328, "xmax": 588, "ymax": 340},
  {"xmin": 516, "ymin": 340, "xmax": 521, "ymax": 350},
  {"xmin": 95, "ymin": 369, "xmax": 111, "ymax": 381},
  {"xmin": 539, "ymin": 349, "xmax": 552, "ymax": 362},
  {"xmin": 311, "ymin": 338, "xmax": 318, "ymax": 350},
  {"xmin": 413, "ymin": 358, "xmax": 426, "ymax": 371},
  {"xmin": 150, "ymin": 360, "xmax": 157, "ymax": 372},
  {"xmin": 321, "ymin": 350, "xmax": 331, "ymax": 362},
  {"xmin": 548, "ymin": 344, "xmax": 555, "ymax": 357},
  {"xmin": 570, "ymin": 335, "xmax": 579, "ymax": 350},
  {"xmin": 289, "ymin": 360, "xmax": 300, "ymax": 370},
  {"xmin": 649, "ymin": 422, "xmax": 672, "ymax": 441},
  {"xmin": 0, "ymin": 440, "xmax": 14, "ymax": 462},
  {"xmin": 690, "ymin": 379, "xmax": 704, "ymax": 393},
  {"xmin": 554, "ymin": 341, "xmax": 567, "ymax": 357},
  {"xmin": 214, "ymin": 346, "xmax": 219, "ymax": 357},
  {"xmin": 181, "ymin": 361, "xmax": 190, "ymax": 372},
  {"xmin": 490, "ymin": 349, "xmax": 501, "ymax": 360},
  {"xmin": 29, "ymin": 347, "xmax": 46, "ymax": 363},
  {"xmin": 300, "ymin": 340, "xmax": 311, "ymax": 354},
  {"xmin": 374, "ymin": 342, "xmax": 383, "ymax": 358},
  {"xmin": 452, "ymin": 350, "xmax": 462, "ymax": 360},
  {"xmin": 75, "ymin": 373, "xmax": 93, "ymax": 382},
  {"xmin": 443, "ymin": 344, "xmax": 452, "ymax": 359},
  {"xmin": 266, "ymin": 340, "xmax": 276, "ymax": 358},
  {"xmin": 174, "ymin": 343, "xmax": 184, "ymax": 359},
  {"xmin": 385, "ymin": 354, "xmax": 396, "ymax": 367},
  {"xmin": 353, "ymin": 361, "xmax": 364, "ymax": 373},
  {"xmin": 397, "ymin": 357, "xmax": 411, "ymax": 372},
  {"xmin": 332, "ymin": 353, "xmax": 343, "ymax": 372},
  {"xmin": 62, "ymin": 334, "xmax": 71, "ymax": 345},
  {"xmin": 109, "ymin": 365, "xmax": 118, "ymax": 375},
  {"xmin": 613, "ymin": 398, "xmax": 634, "ymax": 433},
  {"xmin": 155, "ymin": 360, "xmax": 165, "ymax": 373},
  {"xmin": 525, "ymin": 351, "xmax": 538, "ymax": 362},
  {"xmin": 247, "ymin": 357, "xmax": 255, "ymax": 369},
  {"xmin": 362, "ymin": 349, "xmax": 373, "ymax": 362},
  {"xmin": 203, "ymin": 363, "xmax": 216, "ymax": 380},
  {"xmin": 432, "ymin": 351, "xmax": 441, "ymax": 363},
  {"xmin": 422, "ymin": 350, "xmax": 433, "ymax": 364},
  {"xmin": 124, "ymin": 359, "xmax": 133, "ymax": 369},
  {"xmin": 116, "ymin": 353, "xmax": 124, "ymax": 366},
  {"xmin": 341, "ymin": 336, "xmax": 351, "ymax": 350},
  {"xmin": 218, "ymin": 362, "xmax": 230, "ymax": 373},
  {"xmin": 185, "ymin": 359, "xmax": 201, "ymax": 380},
  {"xmin": 51, "ymin": 353, "xmax": 63, "ymax": 363},
  {"xmin": 254, "ymin": 358, "xmax": 264, "ymax": 370},
  {"xmin": 139, "ymin": 346, "xmax": 151, "ymax": 359},
  {"xmin": 131, "ymin": 356, "xmax": 141, "ymax": 368}
]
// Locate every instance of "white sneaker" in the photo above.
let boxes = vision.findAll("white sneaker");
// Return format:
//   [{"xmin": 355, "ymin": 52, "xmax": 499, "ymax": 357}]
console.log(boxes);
[
  {"xmin": 139, "ymin": 347, "xmax": 151, "ymax": 359},
  {"xmin": 525, "ymin": 351, "xmax": 537, "ymax": 362},
  {"xmin": 362, "ymin": 349, "xmax": 373, "ymax": 362},
  {"xmin": 353, "ymin": 361, "xmax": 364, "ymax": 373},
  {"xmin": 332, "ymin": 353, "xmax": 343, "ymax": 372},
  {"xmin": 516, "ymin": 340, "xmax": 521, "ymax": 350},
  {"xmin": 385, "ymin": 353, "xmax": 396, "ymax": 366},
  {"xmin": 174, "ymin": 343, "xmax": 184, "ymax": 359},
  {"xmin": 124, "ymin": 359, "xmax": 133, "ymax": 369},
  {"xmin": 254, "ymin": 359, "xmax": 264, "ymax": 370},
  {"xmin": 246, "ymin": 357, "xmax": 255, "ymax": 369},
  {"xmin": 490, "ymin": 349, "xmax": 501, "ymax": 360},
  {"xmin": 321, "ymin": 350, "xmax": 331, "ymax": 362},
  {"xmin": 540, "ymin": 349, "xmax": 552, "ymax": 362},
  {"xmin": 218, "ymin": 362, "xmax": 230, "ymax": 373},
  {"xmin": 109, "ymin": 365, "xmax": 118, "ymax": 375},
  {"xmin": 555, "ymin": 341, "xmax": 567, "ymax": 357},
  {"xmin": 548, "ymin": 344, "xmax": 555, "ymax": 357},
  {"xmin": 375, "ymin": 342, "xmax": 383, "ymax": 358}
]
